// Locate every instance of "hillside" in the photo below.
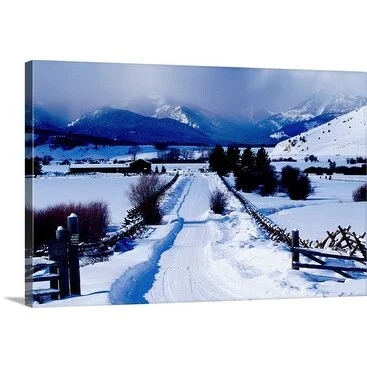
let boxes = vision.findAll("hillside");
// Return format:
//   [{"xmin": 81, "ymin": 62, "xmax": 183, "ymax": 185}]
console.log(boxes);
[
  {"xmin": 67, "ymin": 106, "xmax": 215, "ymax": 145},
  {"xmin": 258, "ymin": 90, "xmax": 366, "ymax": 139},
  {"xmin": 270, "ymin": 106, "xmax": 366, "ymax": 158}
]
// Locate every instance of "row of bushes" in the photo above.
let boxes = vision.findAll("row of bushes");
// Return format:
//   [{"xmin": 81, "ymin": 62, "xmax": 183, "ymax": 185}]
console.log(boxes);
[
  {"xmin": 27, "ymin": 201, "xmax": 111, "ymax": 251},
  {"xmin": 347, "ymin": 157, "xmax": 367, "ymax": 164},
  {"xmin": 236, "ymin": 165, "xmax": 312, "ymax": 200}
]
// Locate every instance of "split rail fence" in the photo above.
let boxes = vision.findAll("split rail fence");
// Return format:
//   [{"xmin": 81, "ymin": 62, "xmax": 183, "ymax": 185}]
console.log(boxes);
[
  {"xmin": 219, "ymin": 174, "xmax": 366, "ymax": 279},
  {"xmin": 26, "ymin": 172, "xmax": 180, "ymax": 303}
]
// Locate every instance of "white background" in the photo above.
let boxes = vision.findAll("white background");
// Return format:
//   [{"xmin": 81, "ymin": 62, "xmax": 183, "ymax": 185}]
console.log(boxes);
[{"xmin": 0, "ymin": 1, "xmax": 366, "ymax": 366}]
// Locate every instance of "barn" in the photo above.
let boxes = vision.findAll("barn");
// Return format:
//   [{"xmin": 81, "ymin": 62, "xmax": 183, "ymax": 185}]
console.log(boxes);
[
  {"xmin": 129, "ymin": 159, "xmax": 151, "ymax": 173},
  {"xmin": 69, "ymin": 159, "xmax": 151, "ymax": 174}
]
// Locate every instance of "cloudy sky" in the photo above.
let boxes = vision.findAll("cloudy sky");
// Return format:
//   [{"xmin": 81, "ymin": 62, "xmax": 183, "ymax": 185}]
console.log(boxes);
[{"xmin": 32, "ymin": 60, "xmax": 366, "ymax": 119}]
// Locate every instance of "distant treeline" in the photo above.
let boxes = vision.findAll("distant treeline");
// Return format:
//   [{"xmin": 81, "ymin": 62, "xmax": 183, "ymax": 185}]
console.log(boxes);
[
  {"xmin": 346, "ymin": 157, "xmax": 367, "ymax": 164},
  {"xmin": 304, "ymin": 164, "xmax": 367, "ymax": 176}
]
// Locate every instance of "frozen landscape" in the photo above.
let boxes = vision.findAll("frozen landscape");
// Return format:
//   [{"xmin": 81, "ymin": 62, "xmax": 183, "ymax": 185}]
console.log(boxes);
[
  {"xmin": 33, "ymin": 164, "xmax": 366, "ymax": 307},
  {"xmin": 26, "ymin": 62, "xmax": 366, "ymax": 307}
]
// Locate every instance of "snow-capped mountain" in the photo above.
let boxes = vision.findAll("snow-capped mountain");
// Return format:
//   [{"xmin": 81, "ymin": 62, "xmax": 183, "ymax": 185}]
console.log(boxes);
[
  {"xmin": 270, "ymin": 106, "xmax": 366, "ymax": 158},
  {"xmin": 123, "ymin": 96, "xmax": 263, "ymax": 144},
  {"xmin": 260, "ymin": 89, "xmax": 366, "ymax": 140},
  {"xmin": 67, "ymin": 106, "xmax": 215, "ymax": 145}
]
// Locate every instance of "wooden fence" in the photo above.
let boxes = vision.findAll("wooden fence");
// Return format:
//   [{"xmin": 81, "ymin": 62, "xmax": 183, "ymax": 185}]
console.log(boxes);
[
  {"xmin": 314, "ymin": 225, "xmax": 366, "ymax": 258},
  {"xmin": 219, "ymin": 175, "xmax": 295, "ymax": 246},
  {"xmin": 291, "ymin": 232, "xmax": 366, "ymax": 278},
  {"xmin": 27, "ymin": 172, "xmax": 180, "ymax": 303},
  {"xmin": 219, "ymin": 174, "xmax": 367, "ymax": 278},
  {"xmin": 85, "ymin": 172, "xmax": 180, "ymax": 257},
  {"xmin": 26, "ymin": 260, "xmax": 62, "ymax": 303}
]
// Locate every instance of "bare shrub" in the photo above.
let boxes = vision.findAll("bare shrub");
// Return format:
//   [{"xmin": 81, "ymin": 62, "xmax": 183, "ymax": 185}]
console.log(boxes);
[
  {"xmin": 31, "ymin": 201, "xmax": 110, "ymax": 251},
  {"xmin": 210, "ymin": 190, "xmax": 229, "ymax": 214},
  {"xmin": 128, "ymin": 175, "xmax": 165, "ymax": 225},
  {"xmin": 353, "ymin": 184, "xmax": 367, "ymax": 202}
]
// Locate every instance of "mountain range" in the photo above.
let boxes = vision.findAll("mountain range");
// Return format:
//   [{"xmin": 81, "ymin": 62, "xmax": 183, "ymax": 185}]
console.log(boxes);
[
  {"xmin": 266, "ymin": 90, "xmax": 366, "ymax": 140},
  {"xmin": 67, "ymin": 106, "xmax": 215, "ymax": 145},
  {"xmin": 26, "ymin": 89, "xmax": 366, "ymax": 147},
  {"xmin": 123, "ymin": 96, "xmax": 266, "ymax": 144}
]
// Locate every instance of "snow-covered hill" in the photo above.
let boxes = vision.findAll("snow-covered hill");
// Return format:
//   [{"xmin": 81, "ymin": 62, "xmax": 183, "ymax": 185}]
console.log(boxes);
[
  {"xmin": 260, "ymin": 89, "xmax": 366, "ymax": 139},
  {"xmin": 270, "ymin": 106, "xmax": 367, "ymax": 158}
]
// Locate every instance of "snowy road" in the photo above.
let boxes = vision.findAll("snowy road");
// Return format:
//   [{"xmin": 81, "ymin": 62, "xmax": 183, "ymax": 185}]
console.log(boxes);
[{"xmin": 145, "ymin": 175, "xmax": 238, "ymax": 303}]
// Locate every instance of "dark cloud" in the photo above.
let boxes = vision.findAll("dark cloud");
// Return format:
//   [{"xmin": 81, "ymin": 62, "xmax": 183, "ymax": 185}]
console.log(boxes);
[{"xmin": 33, "ymin": 61, "xmax": 366, "ymax": 119}]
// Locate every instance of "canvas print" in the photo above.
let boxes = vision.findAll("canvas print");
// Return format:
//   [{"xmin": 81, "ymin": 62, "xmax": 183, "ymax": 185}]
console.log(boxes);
[{"xmin": 25, "ymin": 61, "xmax": 367, "ymax": 307}]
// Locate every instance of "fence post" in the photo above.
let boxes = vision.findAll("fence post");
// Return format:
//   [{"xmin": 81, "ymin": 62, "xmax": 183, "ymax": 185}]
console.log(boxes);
[
  {"xmin": 49, "ymin": 226, "xmax": 70, "ymax": 299},
  {"xmin": 291, "ymin": 229, "xmax": 300, "ymax": 270},
  {"xmin": 67, "ymin": 213, "xmax": 81, "ymax": 295}
]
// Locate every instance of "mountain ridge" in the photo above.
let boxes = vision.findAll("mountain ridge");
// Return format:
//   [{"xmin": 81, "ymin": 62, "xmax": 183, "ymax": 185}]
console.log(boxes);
[
  {"xmin": 270, "ymin": 105, "xmax": 367, "ymax": 158},
  {"xmin": 67, "ymin": 106, "xmax": 215, "ymax": 145},
  {"xmin": 264, "ymin": 90, "xmax": 367, "ymax": 141}
]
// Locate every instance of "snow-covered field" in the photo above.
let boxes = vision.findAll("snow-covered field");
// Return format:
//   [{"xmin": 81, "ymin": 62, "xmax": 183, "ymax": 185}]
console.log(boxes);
[
  {"xmin": 225, "ymin": 173, "xmax": 366, "ymax": 240},
  {"xmin": 31, "ymin": 174, "xmax": 170, "ymax": 225},
  {"xmin": 35, "ymin": 169, "xmax": 366, "ymax": 307}
]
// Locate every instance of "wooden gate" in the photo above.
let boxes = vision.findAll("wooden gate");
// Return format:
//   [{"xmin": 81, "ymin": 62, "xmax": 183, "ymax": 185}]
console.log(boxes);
[{"xmin": 26, "ymin": 213, "xmax": 81, "ymax": 304}]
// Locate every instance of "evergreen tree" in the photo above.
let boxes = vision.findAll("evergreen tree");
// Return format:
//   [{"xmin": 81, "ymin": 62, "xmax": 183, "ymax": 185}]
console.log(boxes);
[
  {"xmin": 235, "ymin": 169, "xmax": 257, "ymax": 192},
  {"xmin": 240, "ymin": 147, "xmax": 255, "ymax": 170},
  {"xmin": 226, "ymin": 145, "xmax": 240, "ymax": 172},
  {"xmin": 255, "ymin": 147, "xmax": 270, "ymax": 172},
  {"xmin": 209, "ymin": 145, "xmax": 228, "ymax": 175},
  {"xmin": 236, "ymin": 147, "xmax": 278, "ymax": 196},
  {"xmin": 161, "ymin": 165, "xmax": 166, "ymax": 174},
  {"xmin": 155, "ymin": 166, "xmax": 159, "ymax": 174},
  {"xmin": 259, "ymin": 166, "xmax": 278, "ymax": 196}
]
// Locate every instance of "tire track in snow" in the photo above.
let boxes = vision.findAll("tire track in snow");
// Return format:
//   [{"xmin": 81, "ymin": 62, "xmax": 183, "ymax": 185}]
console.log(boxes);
[
  {"xmin": 145, "ymin": 175, "xmax": 240, "ymax": 303},
  {"xmin": 109, "ymin": 177, "xmax": 195, "ymax": 305}
]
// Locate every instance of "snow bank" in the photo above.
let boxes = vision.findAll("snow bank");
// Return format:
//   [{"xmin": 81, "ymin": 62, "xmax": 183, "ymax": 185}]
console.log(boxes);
[{"xmin": 109, "ymin": 219, "xmax": 184, "ymax": 304}]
